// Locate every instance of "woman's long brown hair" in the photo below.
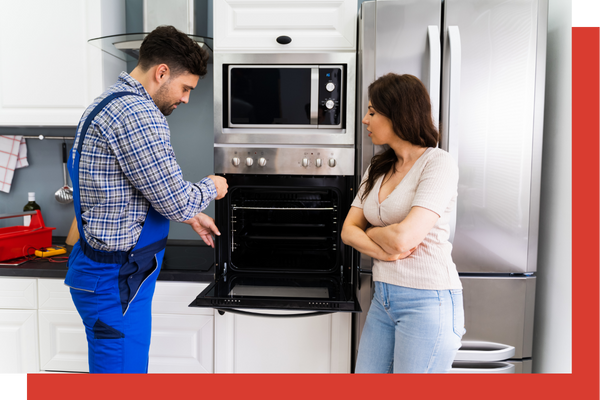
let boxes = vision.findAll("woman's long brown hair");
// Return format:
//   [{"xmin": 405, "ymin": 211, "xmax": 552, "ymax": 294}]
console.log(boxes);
[{"xmin": 360, "ymin": 73, "xmax": 440, "ymax": 202}]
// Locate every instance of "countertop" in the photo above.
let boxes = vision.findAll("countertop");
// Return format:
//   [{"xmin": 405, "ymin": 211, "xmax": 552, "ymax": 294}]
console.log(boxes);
[{"xmin": 0, "ymin": 238, "xmax": 215, "ymax": 282}]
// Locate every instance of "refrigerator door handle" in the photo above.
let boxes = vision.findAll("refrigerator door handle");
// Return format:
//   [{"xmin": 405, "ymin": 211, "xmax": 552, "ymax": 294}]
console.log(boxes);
[
  {"xmin": 447, "ymin": 25, "xmax": 461, "ymax": 243},
  {"xmin": 454, "ymin": 340, "xmax": 516, "ymax": 362},
  {"xmin": 427, "ymin": 25, "xmax": 441, "ymax": 130}
]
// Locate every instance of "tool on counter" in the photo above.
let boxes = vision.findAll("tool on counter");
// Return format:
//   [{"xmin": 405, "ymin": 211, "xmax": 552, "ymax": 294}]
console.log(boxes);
[
  {"xmin": 34, "ymin": 246, "xmax": 67, "ymax": 258},
  {"xmin": 55, "ymin": 142, "xmax": 73, "ymax": 204}
]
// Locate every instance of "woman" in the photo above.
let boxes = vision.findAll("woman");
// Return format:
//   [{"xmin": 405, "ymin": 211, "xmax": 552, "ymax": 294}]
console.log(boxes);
[{"xmin": 341, "ymin": 73, "xmax": 465, "ymax": 373}]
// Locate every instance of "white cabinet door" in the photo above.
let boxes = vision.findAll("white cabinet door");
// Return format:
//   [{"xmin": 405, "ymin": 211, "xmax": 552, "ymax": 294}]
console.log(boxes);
[
  {"xmin": 38, "ymin": 310, "xmax": 89, "ymax": 373},
  {"xmin": 0, "ymin": 0, "xmax": 125, "ymax": 126},
  {"xmin": 214, "ymin": 310, "xmax": 351, "ymax": 373},
  {"xmin": 149, "ymin": 281, "xmax": 214, "ymax": 373},
  {"xmin": 214, "ymin": 0, "xmax": 357, "ymax": 52},
  {"xmin": 0, "ymin": 310, "xmax": 39, "ymax": 373},
  {"xmin": 148, "ymin": 313, "xmax": 214, "ymax": 373}
]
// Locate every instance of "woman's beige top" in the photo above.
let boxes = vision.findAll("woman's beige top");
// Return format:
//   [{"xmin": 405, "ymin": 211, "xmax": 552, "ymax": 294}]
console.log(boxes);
[{"xmin": 351, "ymin": 147, "xmax": 462, "ymax": 290}]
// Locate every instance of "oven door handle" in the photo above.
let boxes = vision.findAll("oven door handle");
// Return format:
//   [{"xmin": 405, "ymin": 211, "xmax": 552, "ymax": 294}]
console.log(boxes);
[{"xmin": 217, "ymin": 309, "xmax": 332, "ymax": 318}]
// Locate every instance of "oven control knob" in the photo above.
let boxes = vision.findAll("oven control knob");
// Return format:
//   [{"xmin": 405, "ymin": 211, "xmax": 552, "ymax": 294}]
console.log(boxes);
[
  {"xmin": 232, "ymin": 157, "xmax": 240, "ymax": 167},
  {"xmin": 302, "ymin": 158, "xmax": 309, "ymax": 168},
  {"xmin": 328, "ymin": 158, "xmax": 336, "ymax": 167},
  {"xmin": 315, "ymin": 158, "xmax": 322, "ymax": 168},
  {"xmin": 325, "ymin": 99, "xmax": 335, "ymax": 109},
  {"xmin": 245, "ymin": 157, "xmax": 254, "ymax": 167},
  {"xmin": 326, "ymin": 82, "xmax": 335, "ymax": 92},
  {"xmin": 258, "ymin": 157, "xmax": 267, "ymax": 167}
]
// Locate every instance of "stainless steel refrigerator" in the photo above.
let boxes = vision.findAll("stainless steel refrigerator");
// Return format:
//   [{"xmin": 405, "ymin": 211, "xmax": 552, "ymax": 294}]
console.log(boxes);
[{"xmin": 354, "ymin": 0, "xmax": 547, "ymax": 373}]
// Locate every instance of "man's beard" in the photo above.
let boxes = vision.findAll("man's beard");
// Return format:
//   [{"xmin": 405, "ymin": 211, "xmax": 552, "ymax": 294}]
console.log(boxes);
[{"xmin": 155, "ymin": 81, "xmax": 179, "ymax": 116}]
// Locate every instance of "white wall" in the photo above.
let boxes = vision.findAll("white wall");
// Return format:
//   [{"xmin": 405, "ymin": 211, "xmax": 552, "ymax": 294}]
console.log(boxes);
[{"xmin": 532, "ymin": 0, "xmax": 572, "ymax": 373}]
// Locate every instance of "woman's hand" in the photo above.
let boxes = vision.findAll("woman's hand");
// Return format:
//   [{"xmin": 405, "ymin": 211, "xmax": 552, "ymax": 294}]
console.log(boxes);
[
  {"xmin": 365, "ymin": 207, "xmax": 439, "ymax": 255},
  {"xmin": 342, "ymin": 207, "xmax": 415, "ymax": 262},
  {"xmin": 370, "ymin": 229, "xmax": 416, "ymax": 261}
]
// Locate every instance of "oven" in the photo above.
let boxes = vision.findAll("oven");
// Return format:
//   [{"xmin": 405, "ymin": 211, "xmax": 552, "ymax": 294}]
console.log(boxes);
[
  {"xmin": 190, "ymin": 146, "xmax": 360, "ymax": 314},
  {"xmin": 190, "ymin": 51, "xmax": 360, "ymax": 316}
]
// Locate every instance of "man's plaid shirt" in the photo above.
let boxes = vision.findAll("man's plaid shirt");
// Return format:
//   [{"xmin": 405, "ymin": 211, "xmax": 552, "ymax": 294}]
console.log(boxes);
[{"xmin": 72, "ymin": 72, "xmax": 217, "ymax": 251}]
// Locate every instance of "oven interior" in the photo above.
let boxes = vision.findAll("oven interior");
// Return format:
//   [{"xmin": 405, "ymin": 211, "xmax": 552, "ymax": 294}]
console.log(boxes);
[
  {"xmin": 229, "ymin": 186, "xmax": 340, "ymax": 273},
  {"xmin": 216, "ymin": 175, "xmax": 354, "ymax": 277}
]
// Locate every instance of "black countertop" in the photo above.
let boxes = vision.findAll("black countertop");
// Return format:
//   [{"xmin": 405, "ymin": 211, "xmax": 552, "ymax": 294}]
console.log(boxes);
[{"xmin": 0, "ymin": 238, "xmax": 215, "ymax": 282}]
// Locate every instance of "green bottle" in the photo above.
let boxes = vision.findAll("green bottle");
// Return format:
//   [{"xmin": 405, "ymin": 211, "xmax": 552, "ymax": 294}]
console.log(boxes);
[{"xmin": 23, "ymin": 192, "xmax": 41, "ymax": 226}]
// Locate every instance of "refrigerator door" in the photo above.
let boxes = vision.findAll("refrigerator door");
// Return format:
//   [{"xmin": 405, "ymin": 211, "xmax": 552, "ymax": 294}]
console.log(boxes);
[
  {"xmin": 356, "ymin": 0, "xmax": 442, "ymax": 180},
  {"xmin": 353, "ymin": 0, "xmax": 442, "ymax": 369},
  {"xmin": 460, "ymin": 275, "xmax": 536, "ymax": 359},
  {"xmin": 441, "ymin": 0, "xmax": 548, "ymax": 273}
]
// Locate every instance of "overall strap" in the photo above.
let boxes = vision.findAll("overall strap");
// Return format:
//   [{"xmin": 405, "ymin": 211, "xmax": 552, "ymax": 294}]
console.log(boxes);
[
  {"xmin": 71, "ymin": 92, "xmax": 141, "ymax": 260},
  {"xmin": 77, "ymin": 92, "xmax": 141, "ymax": 154}
]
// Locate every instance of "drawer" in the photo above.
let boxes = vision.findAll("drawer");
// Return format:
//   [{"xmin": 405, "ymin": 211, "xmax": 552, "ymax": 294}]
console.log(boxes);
[
  {"xmin": 38, "ymin": 278, "xmax": 75, "ymax": 311},
  {"xmin": 152, "ymin": 281, "xmax": 212, "ymax": 315},
  {"xmin": 0, "ymin": 277, "xmax": 37, "ymax": 310}
]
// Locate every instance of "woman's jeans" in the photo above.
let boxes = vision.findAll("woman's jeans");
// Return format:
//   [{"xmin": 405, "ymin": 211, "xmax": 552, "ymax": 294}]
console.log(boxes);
[{"xmin": 355, "ymin": 282, "xmax": 466, "ymax": 373}]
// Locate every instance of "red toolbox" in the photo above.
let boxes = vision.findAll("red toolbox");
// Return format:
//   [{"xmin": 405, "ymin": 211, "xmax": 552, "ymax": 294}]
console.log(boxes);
[{"xmin": 0, "ymin": 211, "xmax": 55, "ymax": 262}]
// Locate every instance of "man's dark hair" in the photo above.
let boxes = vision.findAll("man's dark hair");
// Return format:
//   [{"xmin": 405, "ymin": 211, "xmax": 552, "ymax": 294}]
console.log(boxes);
[{"xmin": 137, "ymin": 25, "xmax": 209, "ymax": 78}]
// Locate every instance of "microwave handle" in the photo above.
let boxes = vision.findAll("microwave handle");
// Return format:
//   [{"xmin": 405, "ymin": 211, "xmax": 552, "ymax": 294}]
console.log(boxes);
[
  {"xmin": 310, "ymin": 67, "xmax": 319, "ymax": 124},
  {"xmin": 217, "ymin": 309, "xmax": 331, "ymax": 318}
]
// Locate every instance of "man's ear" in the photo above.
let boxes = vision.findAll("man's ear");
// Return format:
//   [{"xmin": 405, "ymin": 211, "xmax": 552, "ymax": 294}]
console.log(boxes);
[{"xmin": 155, "ymin": 63, "xmax": 170, "ymax": 84}]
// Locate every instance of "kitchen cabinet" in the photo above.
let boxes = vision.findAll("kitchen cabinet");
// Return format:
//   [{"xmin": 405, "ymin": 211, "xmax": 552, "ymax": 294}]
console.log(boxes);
[
  {"xmin": 0, "ymin": 310, "xmax": 39, "ymax": 373},
  {"xmin": 38, "ymin": 278, "xmax": 88, "ymax": 372},
  {"xmin": 214, "ymin": 310, "xmax": 352, "ymax": 373},
  {"xmin": 214, "ymin": 0, "xmax": 357, "ymax": 52},
  {"xmin": 148, "ymin": 281, "xmax": 214, "ymax": 373},
  {"xmin": 0, "ymin": 278, "xmax": 39, "ymax": 373},
  {"xmin": 0, "ymin": 0, "xmax": 126, "ymax": 126},
  {"xmin": 0, "ymin": 277, "xmax": 214, "ymax": 373}
]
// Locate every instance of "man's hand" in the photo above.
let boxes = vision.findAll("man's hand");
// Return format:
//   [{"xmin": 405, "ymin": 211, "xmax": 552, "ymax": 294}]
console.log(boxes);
[
  {"xmin": 207, "ymin": 175, "xmax": 228, "ymax": 200},
  {"xmin": 183, "ymin": 212, "xmax": 220, "ymax": 248}
]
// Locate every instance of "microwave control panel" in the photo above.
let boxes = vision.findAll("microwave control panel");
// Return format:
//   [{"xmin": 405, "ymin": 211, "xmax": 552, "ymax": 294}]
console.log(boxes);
[{"xmin": 318, "ymin": 68, "xmax": 342, "ymax": 126}]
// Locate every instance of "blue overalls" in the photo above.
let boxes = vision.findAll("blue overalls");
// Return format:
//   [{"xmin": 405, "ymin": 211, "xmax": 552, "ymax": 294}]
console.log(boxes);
[{"xmin": 65, "ymin": 92, "xmax": 170, "ymax": 373}]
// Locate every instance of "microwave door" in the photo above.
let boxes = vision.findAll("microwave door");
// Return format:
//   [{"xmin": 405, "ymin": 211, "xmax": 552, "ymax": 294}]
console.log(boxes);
[
  {"xmin": 189, "ymin": 272, "xmax": 361, "ymax": 314},
  {"xmin": 228, "ymin": 65, "xmax": 316, "ymax": 128}
]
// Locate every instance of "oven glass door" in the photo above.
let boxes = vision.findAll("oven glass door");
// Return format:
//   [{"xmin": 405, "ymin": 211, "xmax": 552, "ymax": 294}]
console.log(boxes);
[{"xmin": 190, "ymin": 272, "xmax": 360, "ymax": 312}]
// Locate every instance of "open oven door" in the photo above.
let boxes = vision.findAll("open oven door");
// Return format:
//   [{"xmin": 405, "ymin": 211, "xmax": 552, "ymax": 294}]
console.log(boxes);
[{"xmin": 190, "ymin": 271, "xmax": 361, "ymax": 315}]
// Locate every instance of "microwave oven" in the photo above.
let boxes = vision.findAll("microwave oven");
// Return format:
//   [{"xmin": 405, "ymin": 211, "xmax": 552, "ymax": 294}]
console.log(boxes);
[
  {"xmin": 214, "ymin": 52, "xmax": 356, "ymax": 146},
  {"xmin": 227, "ymin": 65, "xmax": 344, "ymax": 129}
]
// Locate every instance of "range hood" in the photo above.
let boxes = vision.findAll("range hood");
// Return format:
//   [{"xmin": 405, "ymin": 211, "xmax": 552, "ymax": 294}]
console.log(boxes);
[{"xmin": 89, "ymin": 0, "xmax": 212, "ymax": 63}]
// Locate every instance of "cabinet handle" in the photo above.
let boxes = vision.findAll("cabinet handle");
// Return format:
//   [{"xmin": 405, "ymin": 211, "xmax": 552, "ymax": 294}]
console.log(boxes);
[
  {"xmin": 276, "ymin": 35, "xmax": 292, "ymax": 45},
  {"xmin": 217, "ymin": 309, "xmax": 331, "ymax": 318}
]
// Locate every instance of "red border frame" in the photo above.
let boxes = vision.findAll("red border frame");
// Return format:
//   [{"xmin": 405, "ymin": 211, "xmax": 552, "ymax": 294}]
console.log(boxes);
[{"xmin": 26, "ymin": 28, "xmax": 598, "ymax": 400}]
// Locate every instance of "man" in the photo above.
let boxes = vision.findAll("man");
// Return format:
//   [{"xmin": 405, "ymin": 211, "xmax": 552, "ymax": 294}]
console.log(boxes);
[{"xmin": 65, "ymin": 25, "xmax": 227, "ymax": 373}]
